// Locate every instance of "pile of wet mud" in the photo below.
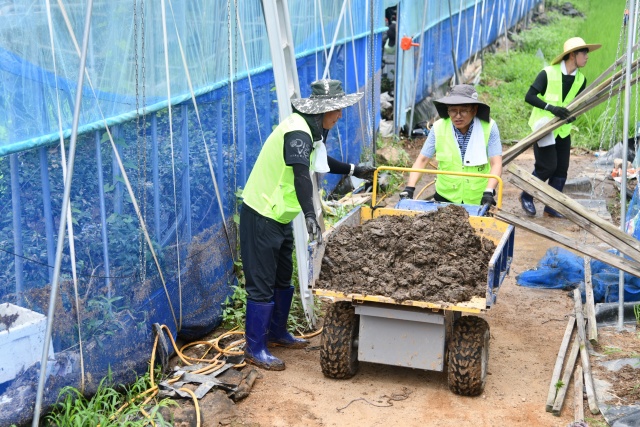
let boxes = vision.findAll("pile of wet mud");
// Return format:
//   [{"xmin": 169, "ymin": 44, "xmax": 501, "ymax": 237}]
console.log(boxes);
[{"xmin": 317, "ymin": 205, "xmax": 496, "ymax": 303}]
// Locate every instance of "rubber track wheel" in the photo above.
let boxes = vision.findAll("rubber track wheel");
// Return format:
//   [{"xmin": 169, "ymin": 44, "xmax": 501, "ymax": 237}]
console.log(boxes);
[
  {"xmin": 447, "ymin": 315, "xmax": 490, "ymax": 396},
  {"xmin": 320, "ymin": 301, "xmax": 359, "ymax": 379}
]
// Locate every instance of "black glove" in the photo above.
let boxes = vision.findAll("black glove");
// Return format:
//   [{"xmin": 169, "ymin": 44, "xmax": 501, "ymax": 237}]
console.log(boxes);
[
  {"xmin": 353, "ymin": 165, "xmax": 376, "ymax": 181},
  {"xmin": 546, "ymin": 105, "xmax": 571, "ymax": 120},
  {"xmin": 480, "ymin": 191, "xmax": 496, "ymax": 206},
  {"xmin": 305, "ymin": 214, "xmax": 323, "ymax": 245},
  {"xmin": 567, "ymin": 116, "xmax": 576, "ymax": 124},
  {"xmin": 399, "ymin": 186, "xmax": 415, "ymax": 200}
]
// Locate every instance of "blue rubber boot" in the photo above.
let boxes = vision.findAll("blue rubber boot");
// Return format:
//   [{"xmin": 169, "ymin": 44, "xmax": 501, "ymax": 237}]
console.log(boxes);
[
  {"xmin": 268, "ymin": 287, "xmax": 309, "ymax": 348},
  {"xmin": 519, "ymin": 191, "xmax": 536, "ymax": 216},
  {"xmin": 543, "ymin": 177, "xmax": 567, "ymax": 218},
  {"xmin": 520, "ymin": 169, "xmax": 540, "ymax": 216},
  {"xmin": 244, "ymin": 300, "xmax": 285, "ymax": 370}
]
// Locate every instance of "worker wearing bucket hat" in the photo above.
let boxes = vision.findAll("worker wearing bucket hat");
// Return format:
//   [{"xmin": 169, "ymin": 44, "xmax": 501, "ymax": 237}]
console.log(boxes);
[
  {"xmin": 240, "ymin": 79, "xmax": 374, "ymax": 371},
  {"xmin": 520, "ymin": 37, "xmax": 601, "ymax": 218},
  {"xmin": 400, "ymin": 84, "xmax": 503, "ymax": 206}
]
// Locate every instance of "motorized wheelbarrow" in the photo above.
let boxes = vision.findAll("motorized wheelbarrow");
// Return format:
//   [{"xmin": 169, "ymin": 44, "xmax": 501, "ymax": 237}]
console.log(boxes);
[{"xmin": 313, "ymin": 167, "xmax": 515, "ymax": 396}]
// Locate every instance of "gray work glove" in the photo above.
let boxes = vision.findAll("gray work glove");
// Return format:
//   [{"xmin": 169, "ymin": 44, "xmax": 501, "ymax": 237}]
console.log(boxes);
[
  {"xmin": 545, "ymin": 104, "xmax": 571, "ymax": 120},
  {"xmin": 353, "ymin": 165, "xmax": 377, "ymax": 181},
  {"xmin": 399, "ymin": 186, "xmax": 415, "ymax": 200},
  {"xmin": 305, "ymin": 214, "xmax": 323, "ymax": 245}
]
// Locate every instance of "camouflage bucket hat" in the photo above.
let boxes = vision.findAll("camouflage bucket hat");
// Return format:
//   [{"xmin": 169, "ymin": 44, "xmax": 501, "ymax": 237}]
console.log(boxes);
[
  {"xmin": 433, "ymin": 84, "xmax": 490, "ymax": 122},
  {"xmin": 291, "ymin": 79, "xmax": 364, "ymax": 114}
]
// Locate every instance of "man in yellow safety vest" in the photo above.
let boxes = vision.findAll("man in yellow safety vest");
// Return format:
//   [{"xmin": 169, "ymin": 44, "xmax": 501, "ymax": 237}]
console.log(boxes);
[
  {"xmin": 400, "ymin": 84, "xmax": 502, "ymax": 206},
  {"xmin": 520, "ymin": 37, "xmax": 601, "ymax": 218},
  {"xmin": 239, "ymin": 79, "xmax": 375, "ymax": 370}
]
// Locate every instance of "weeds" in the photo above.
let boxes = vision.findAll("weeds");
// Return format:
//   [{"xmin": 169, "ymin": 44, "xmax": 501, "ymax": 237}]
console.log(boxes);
[
  {"xmin": 44, "ymin": 369, "xmax": 175, "ymax": 426},
  {"xmin": 602, "ymin": 345, "xmax": 623, "ymax": 355}
]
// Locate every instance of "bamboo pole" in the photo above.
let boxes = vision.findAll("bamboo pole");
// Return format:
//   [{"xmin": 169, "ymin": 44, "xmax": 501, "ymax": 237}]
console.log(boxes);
[
  {"xmin": 573, "ymin": 289, "xmax": 599, "ymax": 415},
  {"xmin": 552, "ymin": 336, "xmax": 580, "ymax": 416},
  {"xmin": 503, "ymin": 73, "xmax": 640, "ymax": 165},
  {"xmin": 508, "ymin": 164, "xmax": 640, "ymax": 264},
  {"xmin": 489, "ymin": 209, "xmax": 640, "ymax": 277},
  {"xmin": 546, "ymin": 316, "xmax": 576, "ymax": 412},
  {"xmin": 584, "ymin": 257, "xmax": 598, "ymax": 344},
  {"xmin": 574, "ymin": 364, "xmax": 584, "ymax": 423}
]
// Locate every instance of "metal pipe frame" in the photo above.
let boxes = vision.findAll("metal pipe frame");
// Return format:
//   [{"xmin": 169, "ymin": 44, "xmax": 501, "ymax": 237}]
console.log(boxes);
[
  {"xmin": 10, "ymin": 154, "xmax": 24, "ymax": 306},
  {"xmin": 181, "ymin": 104, "xmax": 192, "ymax": 243},
  {"xmin": 40, "ymin": 148, "xmax": 55, "ymax": 284},
  {"xmin": 95, "ymin": 130, "xmax": 111, "ymax": 293},
  {"xmin": 33, "ymin": 0, "xmax": 94, "ymax": 423}
]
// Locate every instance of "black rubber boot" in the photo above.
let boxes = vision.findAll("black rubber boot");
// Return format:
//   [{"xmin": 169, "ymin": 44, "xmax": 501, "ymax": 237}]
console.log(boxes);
[
  {"xmin": 543, "ymin": 176, "xmax": 567, "ymax": 218},
  {"xmin": 268, "ymin": 286, "xmax": 309, "ymax": 348},
  {"xmin": 244, "ymin": 300, "xmax": 285, "ymax": 370}
]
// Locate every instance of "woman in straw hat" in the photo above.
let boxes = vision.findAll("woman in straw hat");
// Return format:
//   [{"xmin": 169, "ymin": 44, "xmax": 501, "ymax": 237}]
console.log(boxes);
[
  {"xmin": 239, "ymin": 79, "xmax": 375, "ymax": 370},
  {"xmin": 520, "ymin": 37, "xmax": 601, "ymax": 218},
  {"xmin": 400, "ymin": 84, "xmax": 503, "ymax": 206}
]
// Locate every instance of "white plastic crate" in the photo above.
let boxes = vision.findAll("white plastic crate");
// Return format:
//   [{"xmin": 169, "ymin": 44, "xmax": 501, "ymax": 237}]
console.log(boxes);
[{"xmin": 0, "ymin": 303, "xmax": 55, "ymax": 384}]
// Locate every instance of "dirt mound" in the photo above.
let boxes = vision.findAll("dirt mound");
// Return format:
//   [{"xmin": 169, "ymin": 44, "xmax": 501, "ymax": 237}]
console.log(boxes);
[{"xmin": 316, "ymin": 205, "xmax": 496, "ymax": 303}]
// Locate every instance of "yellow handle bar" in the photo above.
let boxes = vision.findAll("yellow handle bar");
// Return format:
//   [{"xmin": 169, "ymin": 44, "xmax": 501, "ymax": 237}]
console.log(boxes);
[{"xmin": 371, "ymin": 166, "xmax": 503, "ymax": 208}]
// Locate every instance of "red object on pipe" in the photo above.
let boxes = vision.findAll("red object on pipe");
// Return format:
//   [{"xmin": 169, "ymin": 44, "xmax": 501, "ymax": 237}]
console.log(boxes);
[{"xmin": 400, "ymin": 36, "xmax": 419, "ymax": 51}]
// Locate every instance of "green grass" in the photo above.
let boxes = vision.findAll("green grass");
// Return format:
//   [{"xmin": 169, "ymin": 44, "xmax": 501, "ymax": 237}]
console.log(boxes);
[
  {"xmin": 478, "ymin": 0, "xmax": 630, "ymax": 150},
  {"xmin": 573, "ymin": 0, "xmax": 629, "ymax": 150},
  {"xmin": 44, "ymin": 369, "xmax": 176, "ymax": 426}
]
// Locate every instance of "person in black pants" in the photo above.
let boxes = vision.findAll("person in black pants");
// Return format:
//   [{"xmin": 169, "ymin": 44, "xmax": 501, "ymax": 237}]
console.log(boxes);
[{"xmin": 520, "ymin": 37, "xmax": 600, "ymax": 217}]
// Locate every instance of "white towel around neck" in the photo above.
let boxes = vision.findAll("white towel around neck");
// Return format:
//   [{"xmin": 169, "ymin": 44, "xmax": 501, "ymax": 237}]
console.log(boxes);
[
  {"xmin": 309, "ymin": 138, "xmax": 330, "ymax": 173},
  {"xmin": 461, "ymin": 117, "xmax": 488, "ymax": 167}
]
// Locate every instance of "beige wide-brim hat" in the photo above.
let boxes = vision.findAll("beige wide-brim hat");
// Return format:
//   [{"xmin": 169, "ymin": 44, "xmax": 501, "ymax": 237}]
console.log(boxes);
[
  {"xmin": 551, "ymin": 37, "xmax": 602, "ymax": 65},
  {"xmin": 291, "ymin": 79, "xmax": 363, "ymax": 114}
]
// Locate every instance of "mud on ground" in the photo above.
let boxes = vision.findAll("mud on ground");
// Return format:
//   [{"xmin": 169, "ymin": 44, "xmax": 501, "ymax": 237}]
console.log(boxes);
[{"xmin": 316, "ymin": 205, "xmax": 496, "ymax": 304}]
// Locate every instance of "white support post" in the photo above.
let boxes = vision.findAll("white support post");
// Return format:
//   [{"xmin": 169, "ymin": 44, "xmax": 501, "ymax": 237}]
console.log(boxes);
[{"xmin": 261, "ymin": 0, "xmax": 318, "ymax": 326}]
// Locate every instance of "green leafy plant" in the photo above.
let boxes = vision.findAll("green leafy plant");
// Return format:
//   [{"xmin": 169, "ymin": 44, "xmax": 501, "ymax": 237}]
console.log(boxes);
[
  {"xmin": 222, "ymin": 278, "xmax": 248, "ymax": 330},
  {"xmin": 44, "ymin": 369, "xmax": 176, "ymax": 426},
  {"xmin": 634, "ymin": 303, "xmax": 640, "ymax": 325},
  {"xmin": 554, "ymin": 379, "xmax": 565, "ymax": 391}
]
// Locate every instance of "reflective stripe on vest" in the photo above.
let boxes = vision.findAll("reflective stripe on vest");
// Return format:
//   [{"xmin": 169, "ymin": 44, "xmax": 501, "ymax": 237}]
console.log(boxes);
[
  {"xmin": 242, "ymin": 113, "xmax": 311, "ymax": 223},
  {"xmin": 434, "ymin": 118, "xmax": 492, "ymax": 205},
  {"xmin": 528, "ymin": 64, "xmax": 585, "ymax": 138}
]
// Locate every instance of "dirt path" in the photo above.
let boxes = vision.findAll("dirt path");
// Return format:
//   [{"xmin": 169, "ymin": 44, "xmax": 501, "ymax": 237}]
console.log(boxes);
[{"xmin": 227, "ymin": 148, "xmax": 617, "ymax": 427}]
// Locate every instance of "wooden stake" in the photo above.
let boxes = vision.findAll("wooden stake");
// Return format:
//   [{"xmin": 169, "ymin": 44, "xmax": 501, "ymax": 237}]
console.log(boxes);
[
  {"xmin": 552, "ymin": 336, "xmax": 580, "ymax": 416},
  {"xmin": 574, "ymin": 364, "xmax": 584, "ymax": 422},
  {"xmin": 546, "ymin": 316, "xmax": 576, "ymax": 412},
  {"xmin": 573, "ymin": 289, "xmax": 599, "ymax": 415},
  {"xmin": 502, "ymin": 73, "xmax": 640, "ymax": 165},
  {"xmin": 489, "ymin": 209, "xmax": 640, "ymax": 277},
  {"xmin": 584, "ymin": 257, "xmax": 598, "ymax": 344},
  {"xmin": 507, "ymin": 164, "xmax": 640, "ymax": 264}
]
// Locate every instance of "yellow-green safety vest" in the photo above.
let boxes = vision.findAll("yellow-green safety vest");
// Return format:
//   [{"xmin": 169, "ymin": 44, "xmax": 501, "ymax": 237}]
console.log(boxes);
[
  {"xmin": 242, "ymin": 113, "xmax": 311, "ymax": 223},
  {"xmin": 528, "ymin": 64, "xmax": 585, "ymax": 138},
  {"xmin": 434, "ymin": 118, "xmax": 493, "ymax": 205}
]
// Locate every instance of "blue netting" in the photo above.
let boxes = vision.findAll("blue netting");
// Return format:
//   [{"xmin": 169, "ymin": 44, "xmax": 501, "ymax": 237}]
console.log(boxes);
[{"xmin": 516, "ymin": 247, "xmax": 640, "ymax": 304}]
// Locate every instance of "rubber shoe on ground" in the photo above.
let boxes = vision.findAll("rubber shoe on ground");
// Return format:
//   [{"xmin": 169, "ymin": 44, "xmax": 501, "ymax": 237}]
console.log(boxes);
[
  {"xmin": 245, "ymin": 300, "xmax": 285, "ymax": 371},
  {"xmin": 519, "ymin": 192, "xmax": 536, "ymax": 217},
  {"xmin": 268, "ymin": 286, "xmax": 309, "ymax": 349},
  {"xmin": 544, "ymin": 177, "xmax": 566, "ymax": 219},
  {"xmin": 543, "ymin": 207, "xmax": 564, "ymax": 218}
]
